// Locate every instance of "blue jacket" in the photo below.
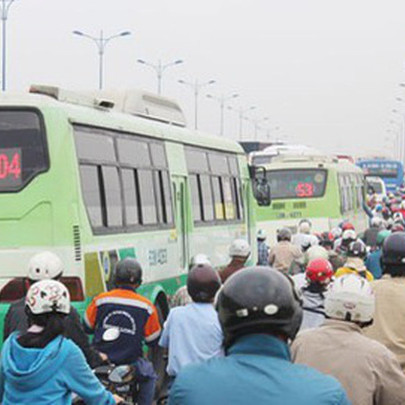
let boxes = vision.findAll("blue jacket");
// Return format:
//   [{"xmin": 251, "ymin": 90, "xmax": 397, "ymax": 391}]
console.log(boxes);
[
  {"xmin": 169, "ymin": 334, "xmax": 350, "ymax": 405},
  {"xmin": 365, "ymin": 249, "xmax": 383, "ymax": 280},
  {"xmin": 0, "ymin": 333, "xmax": 114, "ymax": 405}
]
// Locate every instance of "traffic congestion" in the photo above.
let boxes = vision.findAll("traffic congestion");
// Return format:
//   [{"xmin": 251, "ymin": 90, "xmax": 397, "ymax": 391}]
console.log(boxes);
[
  {"xmin": 0, "ymin": 83, "xmax": 404, "ymax": 405},
  {"xmin": 1, "ymin": 1, "xmax": 405, "ymax": 403}
]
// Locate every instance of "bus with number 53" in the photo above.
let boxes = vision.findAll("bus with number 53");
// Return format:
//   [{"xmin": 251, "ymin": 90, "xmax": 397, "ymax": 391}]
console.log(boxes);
[{"xmin": 252, "ymin": 153, "xmax": 368, "ymax": 243}]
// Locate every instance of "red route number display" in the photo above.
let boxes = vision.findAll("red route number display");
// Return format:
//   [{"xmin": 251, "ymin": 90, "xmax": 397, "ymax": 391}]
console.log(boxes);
[
  {"xmin": 0, "ymin": 148, "xmax": 22, "ymax": 188},
  {"xmin": 295, "ymin": 182, "xmax": 315, "ymax": 197}
]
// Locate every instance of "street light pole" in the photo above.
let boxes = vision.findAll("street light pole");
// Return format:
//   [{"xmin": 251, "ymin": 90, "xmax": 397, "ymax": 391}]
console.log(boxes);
[
  {"xmin": 228, "ymin": 105, "xmax": 256, "ymax": 140},
  {"xmin": 392, "ymin": 108, "xmax": 405, "ymax": 163},
  {"xmin": 73, "ymin": 29, "xmax": 131, "ymax": 90},
  {"xmin": 137, "ymin": 58, "xmax": 183, "ymax": 94},
  {"xmin": 178, "ymin": 78, "xmax": 215, "ymax": 129},
  {"xmin": 206, "ymin": 92, "xmax": 239, "ymax": 136},
  {"xmin": 1, "ymin": 0, "xmax": 16, "ymax": 91},
  {"xmin": 251, "ymin": 117, "xmax": 269, "ymax": 140}
]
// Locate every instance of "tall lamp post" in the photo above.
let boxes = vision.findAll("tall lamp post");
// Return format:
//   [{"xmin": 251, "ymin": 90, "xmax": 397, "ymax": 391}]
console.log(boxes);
[
  {"xmin": 228, "ymin": 105, "xmax": 256, "ymax": 140},
  {"xmin": 392, "ymin": 108, "xmax": 405, "ymax": 163},
  {"xmin": 73, "ymin": 29, "xmax": 131, "ymax": 90},
  {"xmin": 178, "ymin": 78, "xmax": 215, "ymax": 129},
  {"xmin": 250, "ymin": 116, "xmax": 269, "ymax": 140},
  {"xmin": 1, "ymin": 0, "xmax": 16, "ymax": 91},
  {"xmin": 137, "ymin": 58, "xmax": 183, "ymax": 94},
  {"xmin": 206, "ymin": 92, "xmax": 239, "ymax": 136},
  {"xmin": 386, "ymin": 129, "xmax": 400, "ymax": 159},
  {"xmin": 265, "ymin": 125, "xmax": 281, "ymax": 141}
]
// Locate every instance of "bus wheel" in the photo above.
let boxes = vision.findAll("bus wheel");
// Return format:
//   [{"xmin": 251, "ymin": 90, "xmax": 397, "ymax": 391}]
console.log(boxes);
[{"xmin": 150, "ymin": 294, "xmax": 169, "ymax": 399}]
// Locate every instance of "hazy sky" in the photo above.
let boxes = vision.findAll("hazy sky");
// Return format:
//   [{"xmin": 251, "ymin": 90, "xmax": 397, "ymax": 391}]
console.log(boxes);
[{"xmin": 5, "ymin": 0, "xmax": 405, "ymax": 156}]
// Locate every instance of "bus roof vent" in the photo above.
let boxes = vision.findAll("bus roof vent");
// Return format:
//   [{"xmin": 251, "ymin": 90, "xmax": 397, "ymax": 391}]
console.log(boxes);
[
  {"xmin": 29, "ymin": 85, "xmax": 115, "ymax": 110},
  {"xmin": 88, "ymin": 90, "xmax": 187, "ymax": 127}
]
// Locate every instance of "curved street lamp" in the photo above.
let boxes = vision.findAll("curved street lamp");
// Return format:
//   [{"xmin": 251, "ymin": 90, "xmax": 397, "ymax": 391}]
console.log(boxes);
[
  {"xmin": 73, "ymin": 29, "xmax": 131, "ymax": 90},
  {"xmin": 137, "ymin": 58, "xmax": 183, "ymax": 94},
  {"xmin": 206, "ymin": 92, "xmax": 239, "ymax": 136},
  {"xmin": 178, "ymin": 78, "xmax": 216, "ymax": 129}
]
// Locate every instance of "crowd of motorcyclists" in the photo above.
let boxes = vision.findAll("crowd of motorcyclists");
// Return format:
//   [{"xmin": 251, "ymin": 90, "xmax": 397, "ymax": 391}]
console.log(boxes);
[{"xmin": 3, "ymin": 191, "xmax": 405, "ymax": 404}]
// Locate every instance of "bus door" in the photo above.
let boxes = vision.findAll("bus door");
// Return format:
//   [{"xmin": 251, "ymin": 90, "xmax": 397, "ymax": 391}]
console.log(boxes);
[{"xmin": 172, "ymin": 176, "xmax": 189, "ymax": 271}]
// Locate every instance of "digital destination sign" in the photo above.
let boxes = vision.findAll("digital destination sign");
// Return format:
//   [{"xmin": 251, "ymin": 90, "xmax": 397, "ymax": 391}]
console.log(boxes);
[
  {"xmin": 0, "ymin": 148, "xmax": 22, "ymax": 188},
  {"xmin": 268, "ymin": 169, "xmax": 327, "ymax": 199}
]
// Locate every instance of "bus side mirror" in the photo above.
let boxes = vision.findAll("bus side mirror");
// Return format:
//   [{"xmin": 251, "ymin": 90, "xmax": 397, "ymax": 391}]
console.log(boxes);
[{"xmin": 249, "ymin": 165, "xmax": 271, "ymax": 206}]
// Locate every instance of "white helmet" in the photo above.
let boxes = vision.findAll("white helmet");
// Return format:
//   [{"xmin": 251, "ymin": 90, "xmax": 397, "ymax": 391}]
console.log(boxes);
[
  {"xmin": 229, "ymin": 239, "xmax": 251, "ymax": 258},
  {"xmin": 342, "ymin": 229, "xmax": 357, "ymax": 241},
  {"xmin": 28, "ymin": 251, "xmax": 64, "ymax": 281},
  {"xmin": 257, "ymin": 229, "xmax": 267, "ymax": 240},
  {"xmin": 305, "ymin": 245, "xmax": 329, "ymax": 263},
  {"xmin": 325, "ymin": 275, "xmax": 375, "ymax": 323},
  {"xmin": 298, "ymin": 222, "xmax": 311, "ymax": 234},
  {"xmin": 26, "ymin": 279, "xmax": 70, "ymax": 315},
  {"xmin": 190, "ymin": 254, "xmax": 211, "ymax": 267},
  {"xmin": 371, "ymin": 216, "xmax": 383, "ymax": 227}
]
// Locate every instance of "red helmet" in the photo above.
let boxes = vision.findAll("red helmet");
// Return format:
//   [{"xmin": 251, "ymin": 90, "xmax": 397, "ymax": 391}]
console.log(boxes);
[
  {"xmin": 341, "ymin": 222, "xmax": 355, "ymax": 231},
  {"xmin": 306, "ymin": 259, "xmax": 334, "ymax": 284},
  {"xmin": 391, "ymin": 223, "xmax": 405, "ymax": 233}
]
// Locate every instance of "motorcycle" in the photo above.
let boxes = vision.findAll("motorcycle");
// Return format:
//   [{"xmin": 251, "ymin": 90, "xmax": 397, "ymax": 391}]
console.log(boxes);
[{"xmin": 73, "ymin": 328, "xmax": 139, "ymax": 404}]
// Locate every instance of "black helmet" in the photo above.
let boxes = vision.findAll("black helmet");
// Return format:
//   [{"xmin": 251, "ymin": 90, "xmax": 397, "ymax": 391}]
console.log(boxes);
[
  {"xmin": 187, "ymin": 264, "xmax": 221, "ymax": 303},
  {"xmin": 216, "ymin": 266, "xmax": 303, "ymax": 348},
  {"xmin": 347, "ymin": 241, "xmax": 367, "ymax": 259},
  {"xmin": 381, "ymin": 232, "xmax": 405, "ymax": 275},
  {"xmin": 114, "ymin": 258, "xmax": 143, "ymax": 285}
]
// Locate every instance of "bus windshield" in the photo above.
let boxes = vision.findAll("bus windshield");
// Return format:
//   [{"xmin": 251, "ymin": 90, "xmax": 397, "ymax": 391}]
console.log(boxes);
[
  {"xmin": 0, "ymin": 110, "xmax": 48, "ymax": 191},
  {"xmin": 267, "ymin": 169, "xmax": 327, "ymax": 199},
  {"xmin": 366, "ymin": 179, "xmax": 383, "ymax": 194},
  {"xmin": 360, "ymin": 162, "xmax": 400, "ymax": 178}
]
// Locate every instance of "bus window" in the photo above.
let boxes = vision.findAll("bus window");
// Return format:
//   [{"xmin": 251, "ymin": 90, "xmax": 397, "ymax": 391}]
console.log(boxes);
[
  {"xmin": 79, "ymin": 165, "xmax": 103, "ymax": 228},
  {"xmin": 212, "ymin": 176, "xmax": 225, "ymax": 220},
  {"xmin": 161, "ymin": 172, "xmax": 173, "ymax": 224},
  {"xmin": 200, "ymin": 174, "xmax": 214, "ymax": 221},
  {"xmin": 228, "ymin": 156, "xmax": 239, "ymax": 176},
  {"xmin": 0, "ymin": 109, "xmax": 49, "ymax": 191},
  {"xmin": 347, "ymin": 175, "xmax": 354, "ymax": 211},
  {"xmin": 209, "ymin": 153, "xmax": 228, "ymax": 175},
  {"xmin": 122, "ymin": 169, "xmax": 139, "ymax": 226},
  {"xmin": 186, "ymin": 149, "xmax": 209, "ymax": 172},
  {"xmin": 232, "ymin": 178, "xmax": 244, "ymax": 220},
  {"xmin": 117, "ymin": 137, "xmax": 151, "ymax": 167},
  {"xmin": 102, "ymin": 166, "xmax": 123, "ymax": 228},
  {"xmin": 338, "ymin": 174, "xmax": 348, "ymax": 213},
  {"xmin": 75, "ymin": 130, "xmax": 115, "ymax": 163},
  {"xmin": 189, "ymin": 174, "xmax": 202, "ymax": 222},
  {"xmin": 154, "ymin": 170, "xmax": 173, "ymax": 224},
  {"xmin": 223, "ymin": 177, "xmax": 236, "ymax": 220},
  {"xmin": 138, "ymin": 169, "xmax": 158, "ymax": 225},
  {"xmin": 150, "ymin": 143, "xmax": 167, "ymax": 167}
]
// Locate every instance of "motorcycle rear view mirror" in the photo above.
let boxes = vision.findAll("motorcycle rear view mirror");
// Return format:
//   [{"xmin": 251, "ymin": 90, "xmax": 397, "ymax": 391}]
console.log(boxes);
[
  {"xmin": 102, "ymin": 327, "xmax": 121, "ymax": 342},
  {"xmin": 108, "ymin": 365, "xmax": 135, "ymax": 384}
]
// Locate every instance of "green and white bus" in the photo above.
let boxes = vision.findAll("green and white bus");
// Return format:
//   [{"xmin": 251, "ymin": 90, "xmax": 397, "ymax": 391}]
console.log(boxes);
[
  {"xmin": 0, "ymin": 86, "xmax": 258, "ymax": 339},
  {"xmin": 253, "ymin": 154, "xmax": 368, "ymax": 242}
]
